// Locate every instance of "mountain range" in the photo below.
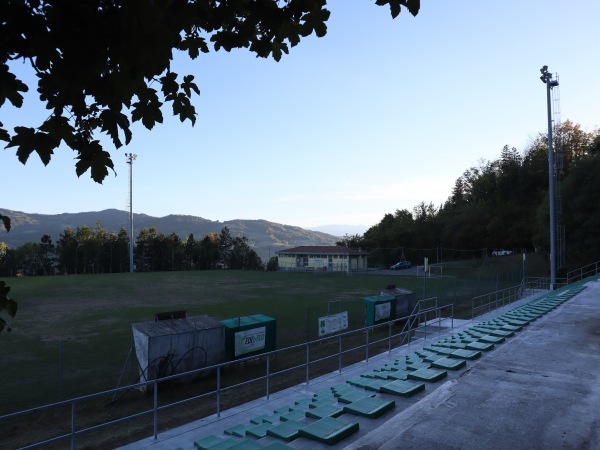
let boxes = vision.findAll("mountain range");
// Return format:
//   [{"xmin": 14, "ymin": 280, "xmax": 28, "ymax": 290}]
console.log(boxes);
[{"xmin": 0, "ymin": 208, "xmax": 343, "ymax": 263}]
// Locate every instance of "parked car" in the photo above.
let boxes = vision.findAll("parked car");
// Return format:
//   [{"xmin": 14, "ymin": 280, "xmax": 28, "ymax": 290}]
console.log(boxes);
[
  {"xmin": 491, "ymin": 249, "xmax": 512, "ymax": 256},
  {"xmin": 390, "ymin": 261, "xmax": 411, "ymax": 270}
]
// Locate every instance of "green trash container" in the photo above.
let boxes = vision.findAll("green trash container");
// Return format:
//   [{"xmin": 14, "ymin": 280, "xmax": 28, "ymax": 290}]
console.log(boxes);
[
  {"xmin": 363, "ymin": 294, "xmax": 396, "ymax": 326},
  {"xmin": 221, "ymin": 314, "xmax": 276, "ymax": 360}
]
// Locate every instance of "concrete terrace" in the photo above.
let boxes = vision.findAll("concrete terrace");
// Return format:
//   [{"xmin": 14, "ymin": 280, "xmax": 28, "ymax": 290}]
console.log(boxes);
[{"xmin": 120, "ymin": 276, "xmax": 600, "ymax": 450}]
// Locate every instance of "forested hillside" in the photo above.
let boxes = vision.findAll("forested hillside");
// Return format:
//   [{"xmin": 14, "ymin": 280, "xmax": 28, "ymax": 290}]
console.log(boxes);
[
  {"xmin": 343, "ymin": 121, "xmax": 600, "ymax": 272},
  {"xmin": 0, "ymin": 212, "xmax": 337, "ymax": 276}
]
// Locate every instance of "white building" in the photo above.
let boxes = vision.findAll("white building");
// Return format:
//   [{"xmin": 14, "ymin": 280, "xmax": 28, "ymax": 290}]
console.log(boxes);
[{"xmin": 276, "ymin": 246, "xmax": 369, "ymax": 272}]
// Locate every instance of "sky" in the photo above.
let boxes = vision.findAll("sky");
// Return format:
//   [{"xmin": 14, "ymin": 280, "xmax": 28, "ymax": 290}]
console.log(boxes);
[{"xmin": 2, "ymin": 0, "xmax": 599, "ymax": 234}]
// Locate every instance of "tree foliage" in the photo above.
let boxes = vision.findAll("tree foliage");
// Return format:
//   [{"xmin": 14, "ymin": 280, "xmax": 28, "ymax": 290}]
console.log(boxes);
[
  {"xmin": 336, "ymin": 234, "xmax": 364, "ymax": 248},
  {"xmin": 1, "ymin": 223, "xmax": 263, "ymax": 275},
  {"xmin": 2, "ymin": 0, "xmax": 420, "ymax": 182},
  {"xmin": 361, "ymin": 122, "xmax": 600, "ymax": 271},
  {"xmin": 0, "ymin": 281, "xmax": 17, "ymax": 333}
]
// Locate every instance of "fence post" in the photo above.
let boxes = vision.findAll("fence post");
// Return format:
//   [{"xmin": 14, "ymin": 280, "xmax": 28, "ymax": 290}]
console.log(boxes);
[
  {"xmin": 306, "ymin": 343, "xmax": 310, "ymax": 385},
  {"xmin": 338, "ymin": 336, "xmax": 342, "ymax": 373},
  {"xmin": 153, "ymin": 380, "xmax": 158, "ymax": 440},
  {"xmin": 71, "ymin": 401, "xmax": 76, "ymax": 450},
  {"xmin": 266, "ymin": 354, "xmax": 271, "ymax": 399},
  {"xmin": 365, "ymin": 328, "xmax": 369, "ymax": 362},
  {"xmin": 388, "ymin": 322, "xmax": 392, "ymax": 354},
  {"xmin": 59, "ymin": 342, "xmax": 63, "ymax": 407},
  {"xmin": 217, "ymin": 367, "xmax": 221, "ymax": 417}
]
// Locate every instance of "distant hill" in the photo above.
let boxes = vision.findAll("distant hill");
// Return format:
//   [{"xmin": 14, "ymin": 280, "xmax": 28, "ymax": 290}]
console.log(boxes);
[
  {"xmin": 310, "ymin": 224, "xmax": 368, "ymax": 237},
  {"xmin": 0, "ymin": 208, "xmax": 339, "ymax": 263}
]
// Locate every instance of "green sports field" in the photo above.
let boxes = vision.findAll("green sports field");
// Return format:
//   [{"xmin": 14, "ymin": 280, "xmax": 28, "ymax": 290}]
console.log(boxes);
[{"xmin": 0, "ymin": 255, "xmax": 539, "ymax": 416}]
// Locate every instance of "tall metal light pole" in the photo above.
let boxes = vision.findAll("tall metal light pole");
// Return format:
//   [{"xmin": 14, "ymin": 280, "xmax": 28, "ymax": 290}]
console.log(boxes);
[
  {"xmin": 540, "ymin": 65, "xmax": 559, "ymax": 290},
  {"xmin": 126, "ymin": 153, "xmax": 137, "ymax": 273}
]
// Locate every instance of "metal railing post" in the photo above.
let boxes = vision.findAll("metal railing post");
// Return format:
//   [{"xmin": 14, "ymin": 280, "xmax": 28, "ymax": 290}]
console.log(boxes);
[
  {"xmin": 338, "ymin": 336, "xmax": 342, "ymax": 373},
  {"xmin": 153, "ymin": 381, "xmax": 158, "ymax": 440},
  {"xmin": 266, "ymin": 354, "xmax": 271, "ymax": 399},
  {"xmin": 71, "ymin": 401, "xmax": 76, "ymax": 450},
  {"xmin": 217, "ymin": 367, "xmax": 221, "ymax": 417},
  {"xmin": 306, "ymin": 343, "xmax": 310, "ymax": 385},
  {"xmin": 365, "ymin": 328, "xmax": 369, "ymax": 362},
  {"xmin": 388, "ymin": 322, "xmax": 392, "ymax": 353}
]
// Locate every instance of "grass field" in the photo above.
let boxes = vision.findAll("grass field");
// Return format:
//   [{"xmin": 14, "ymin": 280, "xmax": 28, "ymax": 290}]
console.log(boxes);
[
  {"xmin": 0, "ymin": 256, "xmax": 547, "ymax": 448},
  {"xmin": 0, "ymin": 253, "xmax": 546, "ymax": 420}
]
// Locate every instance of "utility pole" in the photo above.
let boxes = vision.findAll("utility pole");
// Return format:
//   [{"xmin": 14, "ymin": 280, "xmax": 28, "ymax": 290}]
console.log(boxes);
[
  {"xmin": 540, "ymin": 66, "xmax": 559, "ymax": 290},
  {"xmin": 126, "ymin": 153, "xmax": 137, "ymax": 273}
]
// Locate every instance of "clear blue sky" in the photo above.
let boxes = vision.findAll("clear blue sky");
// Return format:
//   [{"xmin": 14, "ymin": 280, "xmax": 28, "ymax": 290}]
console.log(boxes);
[{"xmin": 2, "ymin": 0, "xmax": 599, "ymax": 234}]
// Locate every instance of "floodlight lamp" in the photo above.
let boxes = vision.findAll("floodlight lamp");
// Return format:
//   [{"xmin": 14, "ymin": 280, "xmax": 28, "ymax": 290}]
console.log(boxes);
[{"xmin": 540, "ymin": 65, "xmax": 548, "ymax": 74}]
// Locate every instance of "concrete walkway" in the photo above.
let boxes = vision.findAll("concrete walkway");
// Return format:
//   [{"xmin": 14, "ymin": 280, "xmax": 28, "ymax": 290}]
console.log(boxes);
[{"xmin": 120, "ymin": 278, "xmax": 600, "ymax": 450}]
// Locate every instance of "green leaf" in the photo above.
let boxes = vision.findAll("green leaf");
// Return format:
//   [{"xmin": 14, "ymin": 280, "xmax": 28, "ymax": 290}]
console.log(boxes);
[
  {"xmin": 402, "ymin": 0, "xmax": 421, "ymax": 17},
  {"xmin": 38, "ymin": 115, "xmax": 77, "ymax": 148},
  {"xmin": 7, "ymin": 125, "xmax": 61, "ymax": 165},
  {"xmin": 100, "ymin": 109, "xmax": 132, "ymax": 148},
  {"xmin": 4, "ymin": 299, "xmax": 17, "ymax": 318},
  {"xmin": 0, "ymin": 126, "xmax": 9, "ymax": 143},
  {"xmin": 132, "ymin": 87, "xmax": 163, "ymax": 130},
  {"xmin": 375, "ymin": 0, "xmax": 421, "ymax": 18},
  {"xmin": 75, "ymin": 140, "xmax": 115, "ymax": 183},
  {"xmin": 160, "ymin": 71, "xmax": 179, "ymax": 98},
  {"xmin": 0, "ymin": 281, "xmax": 11, "ymax": 305},
  {"xmin": 7, "ymin": 126, "xmax": 35, "ymax": 163},
  {"xmin": 181, "ymin": 75, "xmax": 200, "ymax": 97},
  {"xmin": 171, "ymin": 93, "xmax": 196, "ymax": 125},
  {"xmin": 0, "ymin": 214, "xmax": 10, "ymax": 232},
  {"xmin": 179, "ymin": 35, "xmax": 210, "ymax": 59},
  {"xmin": 0, "ymin": 63, "xmax": 29, "ymax": 108}
]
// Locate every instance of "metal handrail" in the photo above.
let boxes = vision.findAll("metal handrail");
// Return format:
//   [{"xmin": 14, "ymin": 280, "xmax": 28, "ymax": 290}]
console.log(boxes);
[
  {"xmin": 471, "ymin": 260, "xmax": 600, "ymax": 321},
  {"xmin": 398, "ymin": 297, "xmax": 438, "ymax": 346},
  {"xmin": 566, "ymin": 261, "xmax": 600, "ymax": 284},
  {"xmin": 471, "ymin": 277, "xmax": 554, "ymax": 320},
  {"xmin": 1, "ymin": 303, "xmax": 453, "ymax": 450}
]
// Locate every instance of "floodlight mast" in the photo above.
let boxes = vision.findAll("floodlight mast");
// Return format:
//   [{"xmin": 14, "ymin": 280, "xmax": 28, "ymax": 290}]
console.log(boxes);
[
  {"xmin": 126, "ymin": 153, "xmax": 137, "ymax": 273},
  {"xmin": 540, "ymin": 65, "xmax": 559, "ymax": 290}
]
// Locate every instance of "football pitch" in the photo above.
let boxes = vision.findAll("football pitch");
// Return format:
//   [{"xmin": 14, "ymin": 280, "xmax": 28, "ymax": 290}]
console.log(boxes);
[{"xmin": 1, "ymin": 257, "xmax": 535, "ymax": 416}]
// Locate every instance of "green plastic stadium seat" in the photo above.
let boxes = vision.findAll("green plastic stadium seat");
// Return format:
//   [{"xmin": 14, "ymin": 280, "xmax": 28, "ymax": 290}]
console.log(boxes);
[
  {"xmin": 280, "ymin": 409, "xmax": 306, "ymax": 422},
  {"xmin": 380, "ymin": 379, "xmax": 426, "ymax": 397},
  {"xmin": 262, "ymin": 442, "xmax": 297, "ymax": 450},
  {"xmin": 430, "ymin": 357, "xmax": 467, "ymax": 370},
  {"xmin": 305, "ymin": 404, "xmax": 345, "ymax": 419},
  {"xmin": 342, "ymin": 396, "xmax": 395, "ymax": 418},
  {"xmin": 194, "ymin": 436, "xmax": 239, "ymax": 450},
  {"xmin": 298, "ymin": 416, "xmax": 360, "ymax": 445},
  {"xmin": 246, "ymin": 422, "xmax": 274, "ymax": 438},
  {"xmin": 407, "ymin": 367, "xmax": 447, "ymax": 382},
  {"xmin": 266, "ymin": 419, "xmax": 304, "ymax": 441},
  {"xmin": 222, "ymin": 439, "xmax": 263, "ymax": 450}
]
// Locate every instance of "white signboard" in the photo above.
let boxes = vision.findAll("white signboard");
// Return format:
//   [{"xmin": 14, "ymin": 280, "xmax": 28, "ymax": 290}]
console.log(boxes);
[
  {"xmin": 375, "ymin": 302, "xmax": 391, "ymax": 322},
  {"xmin": 234, "ymin": 326, "xmax": 266, "ymax": 357},
  {"xmin": 318, "ymin": 311, "xmax": 349, "ymax": 337}
]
